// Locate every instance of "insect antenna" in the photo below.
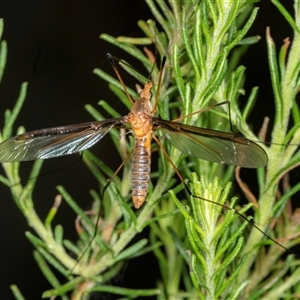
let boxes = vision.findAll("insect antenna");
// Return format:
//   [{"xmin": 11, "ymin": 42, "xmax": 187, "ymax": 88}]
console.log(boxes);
[{"xmin": 107, "ymin": 53, "xmax": 135, "ymax": 105}]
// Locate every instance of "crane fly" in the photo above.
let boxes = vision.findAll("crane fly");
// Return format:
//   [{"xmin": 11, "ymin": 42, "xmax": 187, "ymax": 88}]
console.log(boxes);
[
  {"xmin": 0, "ymin": 52, "xmax": 267, "ymax": 208},
  {"xmin": 0, "ymin": 3, "xmax": 295, "ymax": 275},
  {"xmin": 0, "ymin": 1, "xmax": 268, "ymax": 209}
]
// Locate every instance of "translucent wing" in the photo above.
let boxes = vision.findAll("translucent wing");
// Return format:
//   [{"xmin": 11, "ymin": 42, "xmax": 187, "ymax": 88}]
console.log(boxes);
[
  {"xmin": 0, "ymin": 118, "xmax": 124, "ymax": 162},
  {"xmin": 155, "ymin": 118, "xmax": 268, "ymax": 168}
]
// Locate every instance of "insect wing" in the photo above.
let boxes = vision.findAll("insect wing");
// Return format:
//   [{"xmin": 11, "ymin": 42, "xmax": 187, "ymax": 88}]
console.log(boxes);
[
  {"xmin": 155, "ymin": 118, "xmax": 268, "ymax": 168},
  {"xmin": 0, "ymin": 118, "xmax": 123, "ymax": 162}
]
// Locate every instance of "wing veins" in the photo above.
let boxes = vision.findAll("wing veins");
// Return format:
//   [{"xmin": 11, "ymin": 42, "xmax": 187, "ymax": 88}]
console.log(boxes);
[
  {"xmin": 0, "ymin": 117, "xmax": 124, "ymax": 162},
  {"xmin": 154, "ymin": 118, "xmax": 268, "ymax": 167},
  {"xmin": 155, "ymin": 119, "xmax": 247, "ymax": 143}
]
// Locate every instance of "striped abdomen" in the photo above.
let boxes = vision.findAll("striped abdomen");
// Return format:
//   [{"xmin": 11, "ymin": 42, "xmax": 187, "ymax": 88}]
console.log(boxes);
[{"xmin": 131, "ymin": 135, "xmax": 151, "ymax": 208}]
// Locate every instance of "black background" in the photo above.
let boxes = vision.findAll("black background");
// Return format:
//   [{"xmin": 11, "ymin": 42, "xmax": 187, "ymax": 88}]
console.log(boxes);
[{"xmin": 0, "ymin": 1, "xmax": 298, "ymax": 299}]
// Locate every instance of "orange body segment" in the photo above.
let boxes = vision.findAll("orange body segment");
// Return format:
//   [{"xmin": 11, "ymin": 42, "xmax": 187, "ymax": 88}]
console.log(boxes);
[{"xmin": 127, "ymin": 80, "xmax": 154, "ymax": 208}]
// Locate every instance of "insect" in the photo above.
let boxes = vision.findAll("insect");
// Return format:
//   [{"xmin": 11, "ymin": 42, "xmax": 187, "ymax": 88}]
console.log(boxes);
[
  {"xmin": 1, "ymin": 2, "xmax": 299, "ymax": 300},
  {"xmin": 0, "ymin": 49, "xmax": 268, "ymax": 209},
  {"xmin": 0, "ymin": 0, "xmax": 269, "ymax": 210}
]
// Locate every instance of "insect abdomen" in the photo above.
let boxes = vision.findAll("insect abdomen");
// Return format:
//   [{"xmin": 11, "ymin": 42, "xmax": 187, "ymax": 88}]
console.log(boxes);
[{"xmin": 131, "ymin": 136, "xmax": 151, "ymax": 208}]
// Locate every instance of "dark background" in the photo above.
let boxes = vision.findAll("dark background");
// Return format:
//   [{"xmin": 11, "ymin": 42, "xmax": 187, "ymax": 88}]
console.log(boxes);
[{"xmin": 0, "ymin": 1, "xmax": 298, "ymax": 299}]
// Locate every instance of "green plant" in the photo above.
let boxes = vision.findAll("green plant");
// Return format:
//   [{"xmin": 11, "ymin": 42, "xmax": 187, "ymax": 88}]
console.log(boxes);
[{"xmin": 0, "ymin": 0, "xmax": 299, "ymax": 299}]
